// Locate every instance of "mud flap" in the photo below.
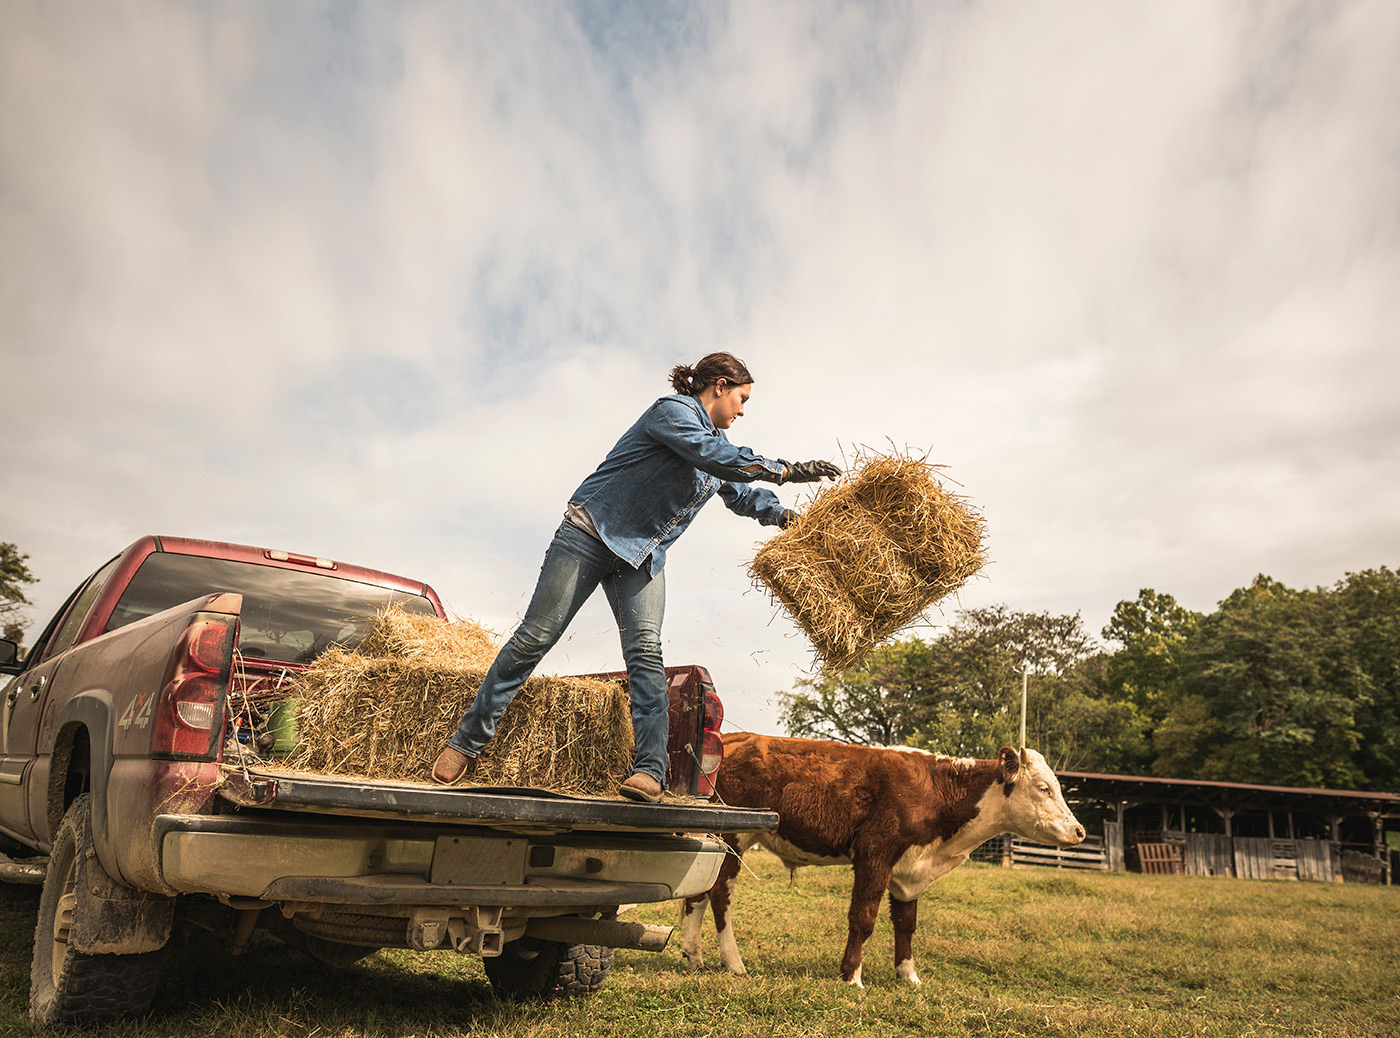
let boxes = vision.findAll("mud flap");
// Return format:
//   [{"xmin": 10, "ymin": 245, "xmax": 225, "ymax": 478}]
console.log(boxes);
[{"xmin": 71, "ymin": 843, "xmax": 174, "ymax": 955}]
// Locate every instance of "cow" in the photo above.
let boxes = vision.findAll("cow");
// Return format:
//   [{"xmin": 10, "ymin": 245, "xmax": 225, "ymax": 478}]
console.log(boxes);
[{"xmin": 681, "ymin": 733, "xmax": 1086, "ymax": 987}]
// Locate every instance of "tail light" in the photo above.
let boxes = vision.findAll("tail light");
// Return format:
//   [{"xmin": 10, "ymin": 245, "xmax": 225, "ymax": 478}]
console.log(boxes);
[
  {"xmin": 699, "ymin": 730, "xmax": 724, "ymax": 775},
  {"xmin": 697, "ymin": 689, "xmax": 725, "ymax": 795},
  {"xmin": 702, "ymin": 690, "xmax": 723, "ymax": 732},
  {"xmin": 151, "ymin": 616, "xmax": 237, "ymax": 758}
]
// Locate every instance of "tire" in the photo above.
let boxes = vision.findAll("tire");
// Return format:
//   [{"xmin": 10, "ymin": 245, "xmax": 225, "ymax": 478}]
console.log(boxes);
[
  {"xmin": 482, "ymin": 936, "xmax": 613, "ymax": 1000},
  {"xmin": 29, "ymin": 794, "xmax": 166, "ymax": 1026}
]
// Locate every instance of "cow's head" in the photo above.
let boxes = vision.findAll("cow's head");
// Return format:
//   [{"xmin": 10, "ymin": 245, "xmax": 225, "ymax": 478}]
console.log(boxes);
[{"xmin": 998, "ymin": 747, "xmax": 1085, "ymax": 848}]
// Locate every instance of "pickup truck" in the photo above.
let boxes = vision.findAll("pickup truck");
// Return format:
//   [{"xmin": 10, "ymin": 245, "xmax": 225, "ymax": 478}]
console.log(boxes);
[{"xmin": 0, "ymin": 535, "xmax": 776, "ymax": 1026}]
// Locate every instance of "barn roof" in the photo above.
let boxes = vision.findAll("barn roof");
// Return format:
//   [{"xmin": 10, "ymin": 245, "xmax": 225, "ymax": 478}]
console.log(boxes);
[{"xmin": 1056, "ymin": 769, "xmax": 1400, "ymax": 820}]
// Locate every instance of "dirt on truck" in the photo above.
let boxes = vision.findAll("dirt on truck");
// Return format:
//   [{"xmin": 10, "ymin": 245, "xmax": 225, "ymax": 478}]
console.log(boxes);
[{"xmin": 0, "ymin": 535, "xmax": 776, "ymax": 1027}]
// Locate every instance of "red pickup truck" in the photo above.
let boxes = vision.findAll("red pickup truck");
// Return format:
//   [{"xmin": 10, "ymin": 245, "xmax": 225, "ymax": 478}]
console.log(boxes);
[{"xmin": 0, "ymin": 535, "xmax": 775, "ymax": 1026}]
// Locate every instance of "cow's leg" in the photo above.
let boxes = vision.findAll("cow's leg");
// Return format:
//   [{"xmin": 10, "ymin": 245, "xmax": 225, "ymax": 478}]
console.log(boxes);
[
  {"xmin": 840, "ymin": 857, "xmax": 894, "ymax": 987},
  {"xmin": 711, "ymin": 844, "xmax": 747, "ymax": 975},
  {"xmin": 889, "ymin": 896, "xmax": 921, "ymax": 986},
  {"xmin": 679, "ymin": 892, "xmax": 709, "ymax": 970},
  {"xmin": 681, "ymin": 835, "xmax": 747, "ymax": 975}
]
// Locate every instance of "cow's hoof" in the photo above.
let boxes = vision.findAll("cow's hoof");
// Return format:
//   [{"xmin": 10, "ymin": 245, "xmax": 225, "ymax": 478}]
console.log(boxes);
[{"xmin": 896, "ymin": 962, "xmax": 922, "ymax": 986}]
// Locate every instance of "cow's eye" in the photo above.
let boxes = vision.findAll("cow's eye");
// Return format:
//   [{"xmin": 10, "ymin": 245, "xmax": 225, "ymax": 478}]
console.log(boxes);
[{"xmin": 1037, "ymin": 784, "xmax": 1051, "ymax": 794}]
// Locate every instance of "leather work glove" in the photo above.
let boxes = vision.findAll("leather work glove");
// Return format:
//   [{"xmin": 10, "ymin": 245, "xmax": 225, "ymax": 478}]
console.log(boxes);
[
  {"xmin": 781, "ymin": 459, "xmax": 842, "ymax": 484},
  {"xmin": 779, "ymin": 508, "xmax": 798, "ymax": 529}
]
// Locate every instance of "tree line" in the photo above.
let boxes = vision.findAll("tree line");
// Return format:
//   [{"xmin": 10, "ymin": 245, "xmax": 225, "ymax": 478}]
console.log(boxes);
[
  {"xmin": 780, "ymin": 568, "xmax": 1400, "ymax": 794},
  {"xmin": 1, "ymin": 541, "xmax": 35, "ymax": 647}
]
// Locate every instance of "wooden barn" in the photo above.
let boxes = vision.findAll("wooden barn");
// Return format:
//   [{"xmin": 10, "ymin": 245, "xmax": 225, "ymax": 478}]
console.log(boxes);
[{"xmin": 989, "ymin": 770, "xmax": 1400, "ymax": 884}]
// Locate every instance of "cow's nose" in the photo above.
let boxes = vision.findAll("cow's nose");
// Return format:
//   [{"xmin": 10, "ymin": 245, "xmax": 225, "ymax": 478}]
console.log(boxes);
[{"xmin": 1073, "ymin": 825, "xmax": 1086, "ymax": 842}]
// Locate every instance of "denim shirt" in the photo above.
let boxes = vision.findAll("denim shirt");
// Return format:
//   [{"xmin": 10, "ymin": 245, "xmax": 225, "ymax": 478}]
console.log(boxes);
[{"xmin": 569, "ymin": 393, "xmax": 788, "ymax": 574}]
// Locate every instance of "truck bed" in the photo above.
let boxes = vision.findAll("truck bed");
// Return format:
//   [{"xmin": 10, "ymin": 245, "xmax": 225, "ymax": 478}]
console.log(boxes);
[{"xmin": 217, "ymin": 766, "xmax": 778, "ymax": 835}]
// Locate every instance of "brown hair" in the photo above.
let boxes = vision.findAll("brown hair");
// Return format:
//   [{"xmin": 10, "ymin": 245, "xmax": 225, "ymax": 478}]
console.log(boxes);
[{"xmin": 669, "ymin": 352, "xmax": 755, "ymax": 396}]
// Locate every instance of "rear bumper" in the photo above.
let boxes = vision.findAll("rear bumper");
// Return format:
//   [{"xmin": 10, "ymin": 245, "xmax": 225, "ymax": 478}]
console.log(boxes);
[{"xmin": 155, "ymin": 814, "xmax": 727, "ymax": 907}]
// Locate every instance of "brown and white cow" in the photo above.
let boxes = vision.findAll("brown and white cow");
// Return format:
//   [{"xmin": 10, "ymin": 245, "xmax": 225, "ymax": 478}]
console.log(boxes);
[{"xmin": 681, "ymin": 733, "xmax": 1085, "ymax": 987}]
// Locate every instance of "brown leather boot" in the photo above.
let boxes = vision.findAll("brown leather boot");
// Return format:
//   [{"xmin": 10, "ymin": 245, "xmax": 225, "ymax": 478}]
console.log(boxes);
[
  {"xmin": 432, "ymin": 745, "xmax": 478, "ymax": 785},
  {"xmin": 619, "ymin": 772, "xmax": 663, "ymax": 803}
]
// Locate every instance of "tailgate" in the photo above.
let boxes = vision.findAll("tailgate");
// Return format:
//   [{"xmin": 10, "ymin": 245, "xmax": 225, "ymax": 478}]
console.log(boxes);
[{"xmin": 218, "ymin": 767, "xmax": 777, "ymax": 835}]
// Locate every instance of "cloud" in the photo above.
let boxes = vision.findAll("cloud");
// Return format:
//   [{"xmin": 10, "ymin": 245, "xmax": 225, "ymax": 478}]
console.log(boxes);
[{"xmin": 2, "ymin": 1, "xmax": 1397, "ymax": 734}]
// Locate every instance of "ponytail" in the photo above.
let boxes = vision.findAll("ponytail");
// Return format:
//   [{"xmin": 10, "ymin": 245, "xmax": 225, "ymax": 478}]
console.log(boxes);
[
  {"xmin": 669, "ymin": 363, "xmax": 700, "ymax": 395},
  {"xmin": 669, "ymin": 352, "xmax": 754, "ymax": 395}
]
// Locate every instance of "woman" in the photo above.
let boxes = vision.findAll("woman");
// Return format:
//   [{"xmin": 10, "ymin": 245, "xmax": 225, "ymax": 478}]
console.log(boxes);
[{"xmin": 432, "ymin": 352, "xmax": 839, "ymax": 801}]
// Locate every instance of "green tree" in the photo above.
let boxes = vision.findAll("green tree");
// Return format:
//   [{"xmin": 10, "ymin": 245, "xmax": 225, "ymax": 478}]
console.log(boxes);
[
  {"xmin": 1101, "ymin": 589, "xmax": 1201, "ymax": 721},
  {"xmin": 1, "ymin": 541, "xmax": 37, "ymax": 645},
  {"xmin": 1098, "ymin": 588, "xmax": 1202, "ymax": 772},
  {"xmin": 1150, "ymin": 693, "xmax": 1222, "ymax": 778},
  {"xmin": 1174, "ymin": 575, "xmax": 1367, "ymax": 788},
  {"xmin": 779, "ymin": 607, "xmax": 1105, "ymax": 757},
  {"xmin": 912, "ymin": 606, "xmax": 1107, "ymax": 763},
  {"xmin": 1335, "ymin": 567, "xmax": 1400, "ymax": 790},
  {"xmin": 1040, "ymin": 655, "xmax": 1150, "ymax": 773},
  {"xmin": 779, "ymin": 639, "xmax": 931, "ymax": 746}
]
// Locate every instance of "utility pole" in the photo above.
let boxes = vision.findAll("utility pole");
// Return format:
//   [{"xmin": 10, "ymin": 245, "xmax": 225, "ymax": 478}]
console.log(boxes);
[{"xmin": 1019, "ymin": 667, "xmax": 1028, "ymax": 748}]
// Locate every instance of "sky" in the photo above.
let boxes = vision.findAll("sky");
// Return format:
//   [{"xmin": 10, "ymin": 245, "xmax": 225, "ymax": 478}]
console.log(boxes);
[{"xmin": 2, "ymin": 1, "xmax": 1397, "ymax": 737}]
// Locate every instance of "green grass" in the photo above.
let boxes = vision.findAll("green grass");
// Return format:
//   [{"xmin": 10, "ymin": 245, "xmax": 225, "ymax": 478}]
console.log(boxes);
[{"xmin": 3, "ymin": 853, "xmax": 1397, "ymax": 1036}]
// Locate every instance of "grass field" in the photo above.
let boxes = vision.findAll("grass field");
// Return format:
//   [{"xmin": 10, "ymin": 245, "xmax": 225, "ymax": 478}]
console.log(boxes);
[{"xmin": 2, "ymin": 852, "xmax": 1397, "ymax": 1037}]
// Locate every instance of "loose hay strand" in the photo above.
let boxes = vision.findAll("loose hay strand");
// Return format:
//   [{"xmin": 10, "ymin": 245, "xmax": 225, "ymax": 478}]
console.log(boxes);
[
  {"xmin": 750, "ymin": 446, "xmax": 987, "ymax": 670},
  {"xmin": 281, "ymin": 606, "xmax": 634, "ymax": 795}
]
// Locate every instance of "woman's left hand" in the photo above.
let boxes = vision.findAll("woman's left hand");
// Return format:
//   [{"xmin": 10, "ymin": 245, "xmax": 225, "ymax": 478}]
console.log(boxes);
[{"xmin": 781, "ymin": 460, "xmax": 841, "ymax": 484}]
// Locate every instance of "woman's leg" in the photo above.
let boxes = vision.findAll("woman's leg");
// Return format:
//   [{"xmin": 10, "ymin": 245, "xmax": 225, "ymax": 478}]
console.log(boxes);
[
  {"xmin": 603, "ymin": 563, "xmax": 669, "ymax": 787},
  {"xmin": 446, "ymin": 523, "xmax": 617, "ymax": 758}
]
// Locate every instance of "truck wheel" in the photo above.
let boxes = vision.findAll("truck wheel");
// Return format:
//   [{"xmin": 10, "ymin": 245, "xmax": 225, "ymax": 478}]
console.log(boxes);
[
  {"xmin": 482, "ymin": 936, "xmax": 613, "ymax": 999},
  {"xmin": 29, "ymin": 794, "xmax": 166, "ymax": 1026}
]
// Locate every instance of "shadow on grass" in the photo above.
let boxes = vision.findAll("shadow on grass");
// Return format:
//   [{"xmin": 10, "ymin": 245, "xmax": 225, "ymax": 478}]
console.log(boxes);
[
  {"xmin": 2, "ymin": 883, "xmax": 532, "ymax": 1037},
  {"xmin": 148, "ymin": 931, "xmax": 507, "ymax": 1034}
]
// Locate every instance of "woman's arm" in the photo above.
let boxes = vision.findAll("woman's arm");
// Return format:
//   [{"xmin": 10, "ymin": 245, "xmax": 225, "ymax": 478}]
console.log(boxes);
[
  {"xmin": 645, "ymin": 397, "xmax": 786, "ymax": 483},
  {"xmin": 718, "ymin": 481, "xmax": 789, "ymax": 526}
]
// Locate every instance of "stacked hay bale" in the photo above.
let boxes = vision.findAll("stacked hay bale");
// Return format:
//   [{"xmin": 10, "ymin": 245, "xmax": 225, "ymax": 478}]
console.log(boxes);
[
  {"xmin": 751, "ymin": 448, "xmax": 987, "ymax": 670},
  {"xmin": 283, "ymin": 606, "xmax": 635, "ymax": 795}
]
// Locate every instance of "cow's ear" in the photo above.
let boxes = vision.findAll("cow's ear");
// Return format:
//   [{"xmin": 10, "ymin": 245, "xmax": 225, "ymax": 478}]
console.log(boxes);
[{"xmin": 999, "ymin": 746, "xmax": 1020, "ymax": 779}]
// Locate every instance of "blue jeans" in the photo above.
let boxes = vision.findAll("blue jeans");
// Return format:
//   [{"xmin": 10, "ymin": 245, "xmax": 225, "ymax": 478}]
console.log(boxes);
[{"xmin": 447, "ymin": 521, "xmax": 670, "ymax": 785}]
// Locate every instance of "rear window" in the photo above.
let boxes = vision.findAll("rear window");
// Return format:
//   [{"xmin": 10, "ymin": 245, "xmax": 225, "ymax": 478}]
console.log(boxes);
[{"xmin": 105, "ymin": 553, "xmax": 438, "ymax": 665}]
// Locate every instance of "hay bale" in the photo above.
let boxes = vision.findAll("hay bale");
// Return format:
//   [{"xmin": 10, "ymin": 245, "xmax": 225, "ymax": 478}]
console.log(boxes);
[
  {"xmin": 353, "ymin": 606, "xmax": 497, "ymax": 667},
  {"xmin": 283, "ymin": 606, "xmax": 634, "ymax": 795},
  {"xmin": 750, "ymin": 448, "xmax": 987, "ymax": 670}
]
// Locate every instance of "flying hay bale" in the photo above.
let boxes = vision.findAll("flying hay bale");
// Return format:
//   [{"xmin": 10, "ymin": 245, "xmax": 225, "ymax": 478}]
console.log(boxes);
[
  {"xmin": 283, "ymin": 606, "xmax": 634, "ymax": 795},
  {"xmin": 750, "ymin": 448, "xmax": 987, "ymax": 670}
]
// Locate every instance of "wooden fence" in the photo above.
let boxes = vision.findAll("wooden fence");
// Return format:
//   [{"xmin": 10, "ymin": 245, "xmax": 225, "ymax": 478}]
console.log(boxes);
[
  {"xmin": 1009, "ymin": 834, "xmax": 1107, "ymax": 871},
  {"xmin": 1231, "ymin": 837, "xmax": 1336, "ymax": 882},
  {"xmin": 999, "ymin": 829, "xmax": 1382, "ymax": 884},
  {"xmin": 1341, "ymin": 850, "xmax": 1388, "ymax": 885},
  {"xmin": 1184, "ymin": 833, "xmax": 1233, "ymax": 877}
]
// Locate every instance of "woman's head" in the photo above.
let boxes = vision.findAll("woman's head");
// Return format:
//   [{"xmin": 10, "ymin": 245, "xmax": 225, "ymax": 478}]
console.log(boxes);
[
  {"xmin": 669, "ymin": 352, "xmax": 754, "ymax": 396},
  {"xmin": 669, "ymin": 352, "xmax": 754, "ymax": 429}
]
